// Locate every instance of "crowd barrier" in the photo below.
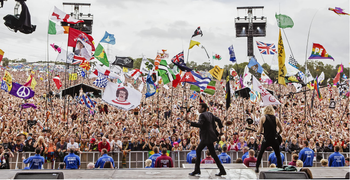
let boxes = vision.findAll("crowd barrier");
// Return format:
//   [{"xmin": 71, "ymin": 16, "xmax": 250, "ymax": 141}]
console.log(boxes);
[{"xmin": 8, "ymin": 151, "xmax": 350, "ymax": 169}]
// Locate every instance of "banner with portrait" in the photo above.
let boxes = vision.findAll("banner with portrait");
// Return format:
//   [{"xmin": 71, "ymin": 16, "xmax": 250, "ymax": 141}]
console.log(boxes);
[{"xmin": 102, "ymin": 82, "xmax": 141, "ymax": 111}]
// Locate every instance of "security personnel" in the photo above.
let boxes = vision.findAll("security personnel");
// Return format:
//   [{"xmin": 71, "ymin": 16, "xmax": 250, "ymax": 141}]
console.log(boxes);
[
  {"xmin": 95, "ymin": 148, "xmax": 115, "ymax": 168},
  {"xmin": 328, "ymin": 145, "xmax": 345, "ymax": 167},
  {"xmin": 22, "ymin": 148, "xmax": 45, "ymax": 169},
  {"xmin": 148, "ymin": 147, "xmax": 161, "ymax": 168},
  {"xmin": 268, "ymin": 150, "xmax": 285, "ymax": 166},
  {"xmin": 218, "ymin": 146, "xmax": 231, "ymax": 163},
  {"xmin": 299, "ymin": 140, "xmax": 315, "ymax": 167},
  {"xmin": 186, "ymin": 145, "xmax": 197, "ymax": 163},
  {"xmin": 64, "ymin": 147, "xmax": 81, "ymax": 169}
]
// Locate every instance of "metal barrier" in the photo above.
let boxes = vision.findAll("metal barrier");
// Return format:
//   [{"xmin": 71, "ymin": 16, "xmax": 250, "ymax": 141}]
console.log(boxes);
[{"xmin": 8, "ymin": 151, "xmax": 350, "ymax": 169}]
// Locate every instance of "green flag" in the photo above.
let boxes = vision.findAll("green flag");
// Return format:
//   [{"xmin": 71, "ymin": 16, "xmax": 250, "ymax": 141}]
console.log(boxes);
[
  {"xmin": 48, "ymin": 20, "xmax": 65, "ymax": 35},
  {"xmin": 157, "ymin": 60, "xmax": 175, "ymax": 84},
  {"xmin": 204, "ymin": 81, "xmax": 216, "ymax": 95},
  {"xmin": 190, "ymin": 85, "xmax": 200, "ymax": 92},
  {"xmin": 94, "ymin": 43, "xmax": 109, "ymax": 67},
  {"xmin": 275, "ymin": 14, "xmax": 294, "ymax": 29}
]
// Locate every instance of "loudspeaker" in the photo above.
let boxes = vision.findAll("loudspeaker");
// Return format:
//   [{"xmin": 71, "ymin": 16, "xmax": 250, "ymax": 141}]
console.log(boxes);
[
  {"xmin": 346, "ymin": 172, "xmax": 349, "ymax": 179},
  {"xmin": 259, "ymin": 171, "xmax": 308, "ymax": 179},
  {"xmin": 14, "ymin": 172, "xmax": 64, "ymax": 179}
]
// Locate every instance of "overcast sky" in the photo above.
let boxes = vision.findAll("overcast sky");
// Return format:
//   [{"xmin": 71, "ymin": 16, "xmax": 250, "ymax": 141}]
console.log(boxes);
[{"xmin": 0, "ymin": 0, "xmax": 348, "ymax": 69}]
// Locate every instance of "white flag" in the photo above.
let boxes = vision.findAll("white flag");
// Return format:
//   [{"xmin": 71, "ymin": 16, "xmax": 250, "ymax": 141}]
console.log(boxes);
[
  {"xmin": 140, "ymin": 57, "xmax": 153, "ymax": 74},
  {"xmin": 318, "ymin": 72, "xmax": 325, "ymax": 83},
  {"xmin": 102, "ymin": 82, "xmax": 142, "ymax": 111},
  {"xmin": 304, "ymin": 69, "xmax": 314, "ymax": 84},
  {"xmin": 163, "ymin": 84, "xmax": 170, "ymax": 90},
  {"xmin": 252, "ymin": 75, "xmax": 281, "ymax": 106},
  {"xmin": 138, "ymin": 82, "xmax": 144, "ymax": 92},
  {"xmin": 243, "ymin": 65, "xmax": 252, "ymax": 88},
  {"xmin": 292, "ymin": 83, "xmax": 302, "ymax": 92}
]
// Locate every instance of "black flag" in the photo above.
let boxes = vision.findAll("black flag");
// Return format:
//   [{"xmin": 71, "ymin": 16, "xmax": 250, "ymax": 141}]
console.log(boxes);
[
  {"xmin": 192, "ymin": 26, "xmax": 203, "ymax": 38},
  {"xmin": 112, "ymin": 56, "xmax": 134, "ymax": 68},
  {"xmin": 225, "ymin": 73, "xmax": 231, "ymax": 110}
]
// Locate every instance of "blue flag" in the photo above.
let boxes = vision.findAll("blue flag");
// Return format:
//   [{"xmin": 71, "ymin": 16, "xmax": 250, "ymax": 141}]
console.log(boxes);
[
  {"xmin": 100, "ymin": 31, "xmax": 116, "ymax": 45},
  {"xmin": 145, "ymin": 75, "xmax": 156, "ymax": 98},
  {"xmin": 248, "ymin": 57, "xmax": 263, "ymax": 74},
  {"xmin": 190, "ymin": 91, "xmax": 198, "ymax": 100},
  {"xmin": 79, "ymin": 93, "xmax": 96, "ymax": 109},
  {"xmin": 228, "ymin": 45, "xmax": 236, "ymax": 63}
]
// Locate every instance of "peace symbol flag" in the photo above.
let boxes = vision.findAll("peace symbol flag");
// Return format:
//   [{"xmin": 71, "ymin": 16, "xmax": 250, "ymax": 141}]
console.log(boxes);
[{"xmin": 9, "ymin": 82, "xmax": 35, "ymax": 99}]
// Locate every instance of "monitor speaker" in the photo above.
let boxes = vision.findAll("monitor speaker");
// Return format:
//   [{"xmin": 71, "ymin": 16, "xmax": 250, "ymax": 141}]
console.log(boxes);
[
  {"xmin": 14, "ymin": 172, "xmax": 64, "ymax": 179},
  {"xmin": 259, "ymin": 171, "xmax": 308, "ymax": 179}
]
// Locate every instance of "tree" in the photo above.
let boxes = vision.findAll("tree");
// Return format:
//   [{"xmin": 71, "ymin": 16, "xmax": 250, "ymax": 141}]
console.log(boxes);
[{"xmin": 2, "ymin": 57, "xmax": 9, "ymax": 67}]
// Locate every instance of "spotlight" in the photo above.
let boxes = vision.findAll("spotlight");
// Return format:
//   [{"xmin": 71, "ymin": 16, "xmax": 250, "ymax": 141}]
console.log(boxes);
[
  {"xmin": 237, "ymin": 17, "xmax": 240, "ymax": 20},
  {"xmin": 261, "ymin": 16, "xmax": 264, "ymax": 20},
  {"xmin": 254, "ymin": 16, "xmax": 256, "ymax": 20},
  {"xmin": 243, "ymin": 27, "xmax": 245, "ymax": 30},
  {"xmin": 88, "ymin": 13, "xmax": 91, "ymax": 17},
  {"xmin": 245, "ymin": 16, "xmax": 247, "ymax": 20},
  {"xmin": 257, "ymin": 27, "xmax": 260, "ymax": 30},
  {"xmin": 70, "ymin": 12, "xmax": 73, "ymax": 16},
  {"xmin": 79, "ymin": 13, "xmax": 83, "ymax": 17}
]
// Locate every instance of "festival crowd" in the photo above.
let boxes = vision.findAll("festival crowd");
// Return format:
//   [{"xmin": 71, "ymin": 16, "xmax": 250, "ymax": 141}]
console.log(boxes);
[{"xmin": 0, "ymin": 68, "xmax": 349, "ymax": 169}]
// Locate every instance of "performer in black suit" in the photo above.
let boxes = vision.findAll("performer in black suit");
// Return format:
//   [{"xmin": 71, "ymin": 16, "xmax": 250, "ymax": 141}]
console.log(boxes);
[{"xmin": 186, "ymin": 103, "xmax": 226, "ymax": 176}]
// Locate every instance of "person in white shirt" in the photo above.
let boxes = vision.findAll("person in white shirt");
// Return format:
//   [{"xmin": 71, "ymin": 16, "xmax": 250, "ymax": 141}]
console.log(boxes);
[
  {"xmin": 113, "ymin": 135, "xmax": 122, "ymax": 152},
  {"xmin": 107, "ymin": 135, "xmax": 115, "ymax": 151},
  {"xmin": 67, "ymin": 138, "xmax": 79, "ymax": 152}
]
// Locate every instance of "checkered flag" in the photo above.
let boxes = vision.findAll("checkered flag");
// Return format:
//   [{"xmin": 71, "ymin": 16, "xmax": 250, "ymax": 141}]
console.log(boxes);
[
  {"xmin": 288, "ymin": 55, "xmax": 299, "ymax": 69},
  {"xmin": 93, "ymin": 77, "xmax": 108, "ymax": 88}
]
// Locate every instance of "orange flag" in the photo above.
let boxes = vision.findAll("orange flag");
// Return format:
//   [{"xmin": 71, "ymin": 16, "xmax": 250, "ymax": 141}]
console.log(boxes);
[{"xmin": 154, "ymin": 55, "xmax": 161, "ymax": 70}]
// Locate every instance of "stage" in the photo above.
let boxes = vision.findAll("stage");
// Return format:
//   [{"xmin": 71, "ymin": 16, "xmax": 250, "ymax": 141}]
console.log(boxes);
[{"xmin": 1, "ymin": 166, "xmax": 349, "ymax": 179}]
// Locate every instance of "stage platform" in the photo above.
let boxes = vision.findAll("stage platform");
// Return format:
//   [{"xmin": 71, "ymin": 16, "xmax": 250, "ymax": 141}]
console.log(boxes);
[{"xmin": 0, "ymin": 166, "xmax": 348, "ymax": 179}]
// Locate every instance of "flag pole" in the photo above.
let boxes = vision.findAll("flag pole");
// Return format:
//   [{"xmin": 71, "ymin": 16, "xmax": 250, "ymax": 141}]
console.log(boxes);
[
  {"xmin": 186, "ymin": 38, "xmax": 192, "ymax": 64},
  {"xmin": 63, "ymin": 30, "xmax": 70, "ymax": 121}
]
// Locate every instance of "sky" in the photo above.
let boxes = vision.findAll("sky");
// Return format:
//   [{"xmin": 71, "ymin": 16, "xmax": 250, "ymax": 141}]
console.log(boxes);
[{"xmin": 0, "ymin": 0, "xmax": 349, "ymax": 69}]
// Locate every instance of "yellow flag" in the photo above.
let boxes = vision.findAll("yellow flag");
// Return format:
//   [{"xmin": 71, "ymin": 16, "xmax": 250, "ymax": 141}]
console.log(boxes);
[
  {"xmin": 209, "ymin": 65, "xmax": 224, "ymax": 80},
  {"xmin": 25, "ymin": 75, "xmax": 37, "ymax": 90},
  {"xmin": 123, "ymin": 67, "xmax": 128, "ymax": 73},
  {"xmin": 278, "ymin": 29, "xmax": 287, "ymax": 86},
  {"xmin": 3, "ymin": 70, "xmax": 12, "ymax": 91},
  {"xmin": 69, "ymin": 73, "xmax": 77, "ymax": 80},
  {"xmin": 288, "ymin": 76, "xmax": 298, "ymax": 82},
  {"xmin": 307, "ymin": 82, "xmax": 314, "ymax": 90},
  {"xmin": 189, "ymin": 40, "xmax": 200, "ymax": 49}
]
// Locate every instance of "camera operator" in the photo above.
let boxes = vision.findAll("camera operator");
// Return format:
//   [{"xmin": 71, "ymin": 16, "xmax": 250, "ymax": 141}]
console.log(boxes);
[{"xmin": 0, "ymin": 145, "xmax": 14, "ymax": 169}]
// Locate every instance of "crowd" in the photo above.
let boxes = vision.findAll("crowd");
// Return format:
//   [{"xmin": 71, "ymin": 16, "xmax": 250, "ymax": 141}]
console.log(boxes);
[{"xmin": 0, "ymin": 67, "xmax": 349, "ymax": 169}]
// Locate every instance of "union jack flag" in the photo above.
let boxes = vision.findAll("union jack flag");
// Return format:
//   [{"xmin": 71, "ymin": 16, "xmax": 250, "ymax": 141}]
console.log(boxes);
[
  {"xmin": 171, "ymin": 51, "xmax": 184, "ymax": 64},
  {"xmin": 256, "ymin": 41, "xmax": 277, "ymax": 55}
]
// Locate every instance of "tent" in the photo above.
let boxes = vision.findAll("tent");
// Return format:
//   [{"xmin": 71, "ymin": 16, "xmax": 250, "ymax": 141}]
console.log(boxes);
[{"xmin": 61, "ymin": 83, "xmax": 103, "ymax": 98}]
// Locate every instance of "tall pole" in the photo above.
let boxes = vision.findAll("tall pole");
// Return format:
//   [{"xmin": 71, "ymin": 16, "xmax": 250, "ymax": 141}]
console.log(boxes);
[{"xmin": 186, "ymin": 38, "xmax": 192, "ymax": 64}]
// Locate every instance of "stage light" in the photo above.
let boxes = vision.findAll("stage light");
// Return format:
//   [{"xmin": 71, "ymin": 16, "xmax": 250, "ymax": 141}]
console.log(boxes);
[
  {"xmin": 88, "ymin": 13, "xmax": 91, "ymax": 17},
  {"xmin": 257, "ymin": 27, "xmax": 260, "ymax": 30},
  {"xmin": 261, "ymin": 16, "xmax": 264, "ymax": 20},
  {"xmin": 237, "ymin": 17, "xmax": 240, "ymax": 20},
  {"xmin": 243, "ymin": 27, "xmax": 245, "ymax": 30},
  {"xmin": 245, "ymin": 16, "xmax": 247, "ymax": 20},
  {"xmin": 70, "ymin": 12, "xmax": 73, "ymax": 16},
  {"xmin": 254, "ymin": 16, "xmax": 256, "ymax": 20},
  {"xmin": 80, "ymin": 13, "xmax": 83, "ymax": 17}
]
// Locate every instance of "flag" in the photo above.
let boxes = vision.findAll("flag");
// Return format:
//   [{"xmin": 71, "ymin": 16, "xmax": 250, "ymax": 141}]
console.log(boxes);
[
  {"xmin": 252, "ymin": 75, "xmax": 281, "ymax": 106},
  {"xmin": 1, "ymin": 80, "xmax": 10, "ymax": 92},
  {"xmin": 172, "ymin": 70, "xmax": 181, "ymax": 88},
  {"xmin": 203, "ymin": 80, "xmax": 216, "ymax": 95},
  {"xmin": 93, "ymin": 64, "xmax": 121, "ymax": 80},
  {"xmin": 140, "ymin": 57, "xmax": 154, "ymax": 74},
  {"xmin": 248, "ymin": 57, "xmax": 264, "ymax": 74},
  {"xmin": 69, "ymin": 73, "xmax": 78, "ymax": 80},
  {"xmin": 181, "ymin": 71, "xmax": 211, "ymax": 90},
  {"xmin": 288, "ymin": 76, "xmax": 298, "ymax": 82},
  {"xmin": 230, "ymin": 68, "xmax": 237, "ymax": 77},
  {"xmin": 338, "ymin": 64, "xmax": 343, "ymax": 73},
  {"xmin": 314, "ymin": 76, "xmax": 322, "ymax": 100},
  {"xmin": 261, "ymin": 71, "xmax": 272, "ymax": 84},
  {"xmin": 256, "ymin": 41, "xmax": 277, "ymax": 55},
  {"xmin": 333, "ymin": 72, "xmax": 341, "ymax": 85},
  {"xmin": 275, "ymin": 14, "xmax": 294, "ymax": 28},
  {"xmin": 3, "ymin": 70, "xmax": 12, "ymax": 91},
  {"xmin": 190, "ymin": 85, "xmax": 200, "ymax": 92},
  {"xmin": 145, "ymin": 74, "xmax": 156, "ymax": 98},
  {"xmin": 173, "ymin": 62, "xmax": 192, "ymax": 72},
  {"xmin": 93, "ymin": 77, "xmax": 108, "ymax": 88},
  {"xmin": 103, "ymin": 82, "xmax": 142, "ymax": 110},
  {"xmin": 94, "ymin": 43, "xmax": 109, "ymax": 67},
  {"xmin": 138, "ymin": 81, "xmax": 144, "ymax": 92},
  {"xmin": 24, "ymin": 75, "xmax": 37, "ymax": 90},
  {"xmin": 51, "ymin": 6, "xmax": 84, "ymax": 24},
  {"xmin": 228, "ymin": 45, "xmax": 236, "ymax": 63},
  {"xmin": 9, "ymin": 82, "xmax": 35, "ymax": 99},
  {"xmin": 78, "ymin": 69, "xmax": 86, "ymax": 78},
  {"xmin": 343, "ymin": 74, "xmax": 348, "ymax": 79},
  {"xmin": 318, "ymin": 72, "xmax": 325, "ymax": 83},
  {"xmin": 209, "ymin": 65, "xmax": 224, "ymax": 80},
  {"xmin": 68, "ymin": 27, "xmax": 95, "ymax": 51},
  {"xmin": 53, "ymin": 75, "xmax": 62, "ymax": 89},
  {"xmin": 112, "ymin": 57, "xmax": 134, "ymax": 68},
  {"xmin": 304, "ymin": 69, "xmax": 314, "ymax": 84},
  {"xmin": 329, "ymin": 7, "xmax": 350, "ymax": 16},
  {"xmin": 100, "ymin": 31, "xmax": 116, "ymax": 45},
  {"xmin": 171, "ymin": 51, "xmax": 184, "ymax": 64},
  {"xmin": 48, "ymin": 20, "xmax": 67, "ymax": 35},
  {"xmin": 21, "ymin": 103, "xmax": 37, "ymax": 109},
  {"xmin": 190, "ymin": 91, "xmax": 199, "ymax": 100},
  {"xmin": 79, "ymin": 61, "xmax": 91, "ymax": 71},
  {"xmin": 80, "ymin": 93, "xmax": 96, "ymax": 109},
  {"xmin": 189, "ymin": 40, "xmax": 200, "ymax": 49},
  {"xmin": 225, "ymin": 75, "xmax": 231, "ymax": 110},
  {"xmin": 157, "ymin": 60, "xmax": 175, "ymax": 84},
  {"xmin": 278, "ymin": 29, "xmax": 287, "ymax": 86},
  {"xmin": 129, "ymin": 69, "xmax": 142, "ymax": 80},
  {"xmin": 157, "ymin": 49, "xmax": 169, "ymax": 59},
  {"xmin": 249, "ymin": 90, "xmax": 260, "ymax": 104},
  {"xmin": 192, "ymin": 26, "xmax": 203, "ymax": 37},
  {"xmin": 308, "ymin": 43, "xmax": 334, "ymax": 60},
  {"xmin": 212, "ymin": 53, "xmax": 222, "ymax": 60},
  {"xmin": 53, "ymin": 46, "xmax": 74, "ymax": 63},
  {"xmin": 288, "ymin": 55, "xmax": 298, "ymax": 69},
  {"xmin": 154, "ymin": 55, "xmax": 161, "ymax": 70},
  {"xmin": 292, "ymin": 83, "xmax": 302, "ymax": 92},
  {"xmin": 243, "ymin": 66, "xmax": 252, "ymax": 88},
  {"xmin": 72, "ymin": 55, "xmax": 89, "ymax": 65},
  {"xmin": 0, "ymin": 49, "xmax": 3, "ymax": 62}
]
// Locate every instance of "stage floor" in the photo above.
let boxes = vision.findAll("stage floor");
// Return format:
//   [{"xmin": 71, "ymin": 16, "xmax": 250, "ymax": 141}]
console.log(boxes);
[{"xmin": 1, "ymin": 166, "xmax": 349, "ymax": 179}]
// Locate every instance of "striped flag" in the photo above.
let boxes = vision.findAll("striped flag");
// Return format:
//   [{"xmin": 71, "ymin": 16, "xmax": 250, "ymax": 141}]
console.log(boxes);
[
  {"xmin": 204, "ymin": 81, "xmax": 216, "ymax": 95},
  {"xmin": 93, "ymin": 77, "xmax": 108, "ymax": 88},
  {"xmin": 157, "ymin": 60, "xmax": 175, "ymax": 84},
  {"xmin": 181, "ymin": 71, "xmax": 211, "ymax": 91},
  {"xmin": 79, "ymin": 93, "xmax": 96, "ymax": 109}
]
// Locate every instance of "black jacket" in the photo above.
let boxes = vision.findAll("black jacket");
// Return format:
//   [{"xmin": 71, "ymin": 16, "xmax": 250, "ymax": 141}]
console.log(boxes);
[{"xmin": 190, "ymin": 111, "xmax": 223, "ymax": 144}]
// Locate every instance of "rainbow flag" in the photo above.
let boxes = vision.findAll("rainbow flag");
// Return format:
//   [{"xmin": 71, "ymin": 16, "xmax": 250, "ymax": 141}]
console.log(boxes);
[
  {"xmin": 308, "ymin": 43, "xmax": 334, "ymax": 60},
  {"xmin": 314, "ymin": 76, "xmax": 322, "ymax": 100}
]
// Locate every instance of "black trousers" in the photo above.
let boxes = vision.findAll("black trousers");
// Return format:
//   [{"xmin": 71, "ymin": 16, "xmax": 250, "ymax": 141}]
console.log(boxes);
[
  {"xmin": 194, "ymin": 141, "xmax": 225, "ymax": 173},
  {"xmin": 256, "ymin": 138, "xmax": 282, "ymax": 168}
]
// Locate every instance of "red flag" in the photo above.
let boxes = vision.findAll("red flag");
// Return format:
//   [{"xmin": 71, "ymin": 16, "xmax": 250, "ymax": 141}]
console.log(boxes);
[
  {"xmin": 333, "ymin": 73, "xmax": 340, "ymax": 85},
  {"xmin": 172, "ymin": 74, "xmax": 181, "ymax": 88},
  {"xmin": 53, "ymin": 75, "xmax": 62, "ymax": 89},
  {"xmin": 79, "ymin": 61, "xmax": 91, "ymax": 71},
  {"xmin": 68, "ymin": 27, "xmax": 95, "ymax": 51}
]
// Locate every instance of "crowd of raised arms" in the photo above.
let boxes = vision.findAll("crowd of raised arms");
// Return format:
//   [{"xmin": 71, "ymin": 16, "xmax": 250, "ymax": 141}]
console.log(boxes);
[{"xmin": 0, "ymin": 69, "xmax": 349, "ymax": 168}]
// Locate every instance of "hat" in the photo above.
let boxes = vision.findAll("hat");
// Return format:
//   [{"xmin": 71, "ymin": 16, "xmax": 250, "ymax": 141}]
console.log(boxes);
[
  {"xmin": 90, "ymin": 138, "xmax": 96, "ymax": 144},
  {"xmin": 250, "ymin": 137, "xmax": 255, "ymax": 140},
  {"xmin": 173, "ymin": 142, "xmax": 179, "ymax": 145},
  {"xmin": 27, "ymin": 137, "xmax": 32, "ymax": 141}
]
